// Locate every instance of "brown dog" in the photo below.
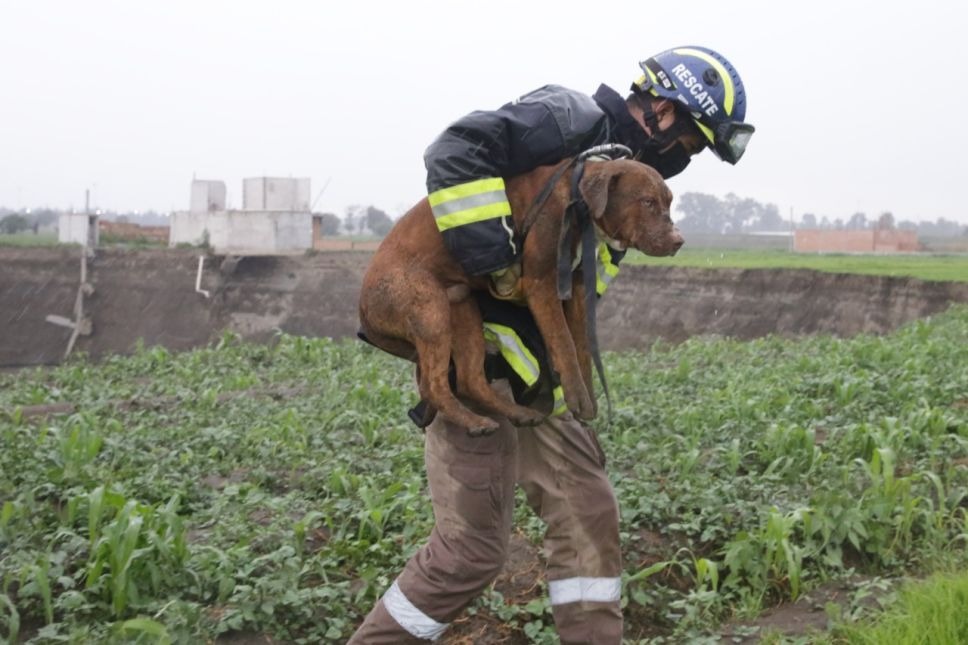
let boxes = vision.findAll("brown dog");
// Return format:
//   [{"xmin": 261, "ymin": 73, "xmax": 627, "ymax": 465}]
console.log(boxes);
[{"xmin": 358, "ymin": 158, "xmax": 683, "ymax": 435}]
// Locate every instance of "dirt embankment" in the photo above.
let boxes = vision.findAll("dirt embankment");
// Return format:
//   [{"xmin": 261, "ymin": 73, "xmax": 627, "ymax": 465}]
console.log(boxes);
[{"xmin": 2, "ymin": 247, "xmax": 967, "ymax": 366}]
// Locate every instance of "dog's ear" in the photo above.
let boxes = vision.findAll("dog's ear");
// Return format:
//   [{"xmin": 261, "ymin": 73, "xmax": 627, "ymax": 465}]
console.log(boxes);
[{"xmin": 580, "ymin": 163, "xmax": 622, "ymax": 220}]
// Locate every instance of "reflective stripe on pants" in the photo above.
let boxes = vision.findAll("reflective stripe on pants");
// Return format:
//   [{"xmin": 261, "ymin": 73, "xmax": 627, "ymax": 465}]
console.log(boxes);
[
  {"xmin": 349, "ymin": 381, "xmax": 622, "ymax": 643},
  {"xmin": 518, "ymin": 410, "xmax": 624, "ymax": 644}
]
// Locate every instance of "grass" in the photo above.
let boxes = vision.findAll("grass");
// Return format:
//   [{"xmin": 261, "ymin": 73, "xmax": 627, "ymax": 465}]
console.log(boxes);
[
  {"xmin": 826, "ymin": 570, "xmax": 968, "ymax": 644},
  {"xmin": 0, "ymin": 232, "xmax": 60, "ymax": 247},
  {"xmin": 3, "ymin": 233, "xmax": 966, "ymax": 282},
  {"xmin": 624, "ymin": 248, "xmax": 968, "ymax": 283},
  {"xmin": 1, "ymin": 308, "xmax": 967, "ymax": 642}
]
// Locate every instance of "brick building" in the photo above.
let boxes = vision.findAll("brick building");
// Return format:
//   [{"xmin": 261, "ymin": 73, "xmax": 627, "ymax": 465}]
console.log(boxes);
[{"xmin": 794, "ymin": 229, "xmax": 919, "ymax": 253}]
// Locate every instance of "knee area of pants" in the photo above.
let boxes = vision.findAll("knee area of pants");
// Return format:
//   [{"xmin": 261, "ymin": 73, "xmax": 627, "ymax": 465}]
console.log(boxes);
[
  {"xmin": 556, "ymin": 473, "xmax": 619, "ymax": 515},
  {"xmin": 435, "ymin": 528, "xmax": 509, "ymax": 581},
  {"xmin": 460, "ymin": 539, "xmax": 509, "ymax": 581},
  {"xmin": 466, "ymin": 556, "xmax": 506, "ymax": 587}
]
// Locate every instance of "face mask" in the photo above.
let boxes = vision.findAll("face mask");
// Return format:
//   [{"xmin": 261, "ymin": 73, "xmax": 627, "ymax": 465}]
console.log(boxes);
[
  {"xmin": 635, "ymin": 137, "xmax": 692, "ymax": 179},
  {"xmin": 652, "ymin": 141, "xmax": 692, "ymax": 178},
  {"xmin": 627, "ymin": 96, "xmax": 696, "ymax": 178}
]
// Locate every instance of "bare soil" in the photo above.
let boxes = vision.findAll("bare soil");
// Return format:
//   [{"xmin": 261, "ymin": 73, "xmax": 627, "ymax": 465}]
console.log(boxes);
[{"xmin": 3, "ymin": 247, "xmax": 967, "ymax": 367}]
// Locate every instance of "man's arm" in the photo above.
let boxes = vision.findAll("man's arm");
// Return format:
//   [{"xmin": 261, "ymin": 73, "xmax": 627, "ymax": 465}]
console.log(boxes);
[{"xmin": 424, "ymin": 85, "xmax": 609, "ymax": 276}]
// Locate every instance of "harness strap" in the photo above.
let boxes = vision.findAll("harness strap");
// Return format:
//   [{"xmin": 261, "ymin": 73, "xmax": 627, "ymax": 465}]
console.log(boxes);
[
  {"xmin": 518, "ymin": 158, "xmax": 575, "ymax": 242},
  {"xmin": 558, "ymin": 156, "xmax": 612, "ymax": 423}
]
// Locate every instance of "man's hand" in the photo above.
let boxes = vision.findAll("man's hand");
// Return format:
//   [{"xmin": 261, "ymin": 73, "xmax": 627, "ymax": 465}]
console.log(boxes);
[{"xmin": 488, "ymin": 263, "xmax": 525, "ymax": 303}]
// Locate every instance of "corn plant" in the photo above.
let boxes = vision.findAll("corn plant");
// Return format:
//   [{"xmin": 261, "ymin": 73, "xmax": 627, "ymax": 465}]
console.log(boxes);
[{"xmin": 0, "ymin": 305, "xmax": 965, "ymax": 642}]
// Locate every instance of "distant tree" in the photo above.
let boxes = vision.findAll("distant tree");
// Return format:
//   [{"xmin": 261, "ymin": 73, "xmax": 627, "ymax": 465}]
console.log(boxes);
[
  {"xmin": 876, "ymin": 211, "xmax": 895, "ymax": 230},
  {"xmin": 676, "ymin": 192, "xmax": 788, "ymax": 233},
  {"xmin": 343, "ymin": 207, "xmax": 358, "ymax": 235},
  {"xmin": 0, "ymin": 214, "xmax": 30, "ymax": 234},
  {"xmin": 675, "ymin": 192, "xmax": 727, "ymax": 233},
  {"xmin": 801, "ymin": 213, "xmax": 817, "ymax": 228},
  {"xmin": 833, "ymin": 218, "xmax": 844, "ymax": 229},
  {"xmin": 724, "ymin": 193, "xmax": 756, "ymax": 231},
  {"xmin": 756, "ymin": 202, "xmax": 785, "ymax": 231},
  {"xmin": 316, "ymin": 212, "xmax": 341, "ymax": 235},
  {"xmin": 847, "ymin": 212, "xmax": 867, "ymax": 230},
  {"xmin": 820, "ymin": 216, "xmax": 831, "ymax": 229},
  {"xmin": 917, "ymin": 217, "xmax": 963, "ymax": 237},
  {"xmin": 365, "ymin": 206, "xmax": 394, "ymax": 237},
  {"xmin": 29, "ymin": 208, "xmax": 59, "ymax": 227}
]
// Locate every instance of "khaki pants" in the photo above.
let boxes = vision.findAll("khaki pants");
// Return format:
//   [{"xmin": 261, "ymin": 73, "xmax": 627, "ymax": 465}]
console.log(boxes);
[{"xmin": 348, "ymin": 381, "xmax": 623, "ymax": 644}]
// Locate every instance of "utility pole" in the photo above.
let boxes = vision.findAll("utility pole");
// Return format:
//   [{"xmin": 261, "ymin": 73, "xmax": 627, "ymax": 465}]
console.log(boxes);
[{"xmin": 789, "ymin": 205, "xmax": 795, "ymax": 252}]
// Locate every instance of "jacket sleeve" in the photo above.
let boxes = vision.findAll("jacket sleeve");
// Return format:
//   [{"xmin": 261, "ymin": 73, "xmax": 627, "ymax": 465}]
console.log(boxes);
[{"xmin": 424, "ymin": 85, "xmax": 608, "ymax": 276}]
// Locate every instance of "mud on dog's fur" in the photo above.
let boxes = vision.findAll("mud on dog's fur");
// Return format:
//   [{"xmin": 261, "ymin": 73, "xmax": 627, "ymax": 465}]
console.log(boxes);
[{"xmin": 358, "ymin": 158, "xmax": 683, "ymax": 435}]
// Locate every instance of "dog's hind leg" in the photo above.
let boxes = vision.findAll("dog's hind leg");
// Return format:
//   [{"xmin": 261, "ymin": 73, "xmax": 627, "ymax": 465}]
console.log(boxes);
[
  {"xmin": 361, "ymin": 268, "xmax": 497, "ymax": 435},
  {"xmin": 358, "ymin": 326, "xmax": 418, "ymax": 362},
  {"xmin": 449, "ymin": 298, "xmax": 546, "ymax": 427},
  {"xmin": 406, "ymin": 279, "xmax": 500, "ymax": 437}
]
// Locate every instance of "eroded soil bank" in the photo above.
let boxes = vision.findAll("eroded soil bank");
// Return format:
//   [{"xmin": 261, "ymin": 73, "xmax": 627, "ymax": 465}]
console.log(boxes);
[{"xmin": 2, "ymin": 247, "xmax": 967, "ymax": 366}]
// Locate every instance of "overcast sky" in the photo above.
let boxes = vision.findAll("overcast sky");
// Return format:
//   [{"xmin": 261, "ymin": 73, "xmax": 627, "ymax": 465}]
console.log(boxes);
[{"xmin": 1, "ymin": 0, "xmax": 965, "ymax": 225}]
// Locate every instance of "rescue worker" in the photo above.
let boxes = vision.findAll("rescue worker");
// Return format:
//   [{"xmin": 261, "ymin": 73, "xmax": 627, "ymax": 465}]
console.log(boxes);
[{"xmin": 350, "ymin": 46, "xmax": 753, "ymax": 644}]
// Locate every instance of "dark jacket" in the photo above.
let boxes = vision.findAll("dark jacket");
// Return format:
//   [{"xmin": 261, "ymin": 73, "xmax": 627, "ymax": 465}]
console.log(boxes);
[
  {"xmin": 419, "ymin": 84, "xmax": 648, "ymax": 409},
  {"xmin": 423, "ymin": 83, "xmax": 651, "ymax": 276}
]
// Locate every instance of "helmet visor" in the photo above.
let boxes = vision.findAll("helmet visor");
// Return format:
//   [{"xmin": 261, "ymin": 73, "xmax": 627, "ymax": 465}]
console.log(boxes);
[{"xmin": 712, "ymin": 122, "xmax": 755, "ymax": 164}]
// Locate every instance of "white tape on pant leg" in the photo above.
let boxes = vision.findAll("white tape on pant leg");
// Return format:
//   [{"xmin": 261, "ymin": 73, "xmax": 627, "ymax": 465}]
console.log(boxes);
[
  {"xmin": 383, "ymin": 579, "xmax": 449, "ymax": 641},
  {"xmin": 548, "ymin": 576, "xmax": 622, "ymax": 605}
]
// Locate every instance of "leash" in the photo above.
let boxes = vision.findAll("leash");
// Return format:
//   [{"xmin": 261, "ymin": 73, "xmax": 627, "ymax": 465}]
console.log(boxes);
[
  {"xmin": 556, "ymin": 144, "xmax": 633, "ymax": 425},
  {"xmin": 518, "ymin": 158, "xmax": 576, "ymax": 242}
]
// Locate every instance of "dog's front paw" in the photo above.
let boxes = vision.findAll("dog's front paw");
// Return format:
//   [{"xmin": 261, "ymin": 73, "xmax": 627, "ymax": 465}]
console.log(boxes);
[
  {"xmin": 507, "ymin": 405, "xmax": 546, "ymax": 427},
  {"xmin": 570, "ymin": 388, "xmax": 597, "ymax": 421},
  {"xmin": 467, "ymin": 416, "xmax": 500, "ymax": 437},
  {"xmin": 561, "ymin": 379, "xmax": 595, "ymax": 420}
]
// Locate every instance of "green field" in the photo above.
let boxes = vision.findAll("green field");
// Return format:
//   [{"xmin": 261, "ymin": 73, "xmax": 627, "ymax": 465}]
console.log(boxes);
[
  {"xmin": 0, "ymin": 233, "xmax": 60, "ymax": 247},
  {"xmin": 825, "ymin": 570, "xmax": 968, "ymax": 644},
  {"xmin": 2, "ymin": 309, "xmax": 968, "ymax": 643},
  {"xmin": 625, "ymin": 248, "xmax": 968, "ymax": 283},
  {"xmin": 3, "ymin": 232, "xmax": 967, "ymax": 283}
]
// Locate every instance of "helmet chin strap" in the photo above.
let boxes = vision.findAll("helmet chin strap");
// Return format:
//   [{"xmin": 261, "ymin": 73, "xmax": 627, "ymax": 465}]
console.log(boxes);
[
  {"xmin": 633, "ymin": 93, "xmax": 662, "ymax": 139},
  {"xmin": 634, "ymin": 93, "xmax": 697, "ymax": 150}
]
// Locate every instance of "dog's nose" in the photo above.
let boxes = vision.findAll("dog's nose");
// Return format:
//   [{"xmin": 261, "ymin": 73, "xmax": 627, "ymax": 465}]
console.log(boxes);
[{"xmin": 670, "ymin": 231, "xmax": 685, "ymax": 255}]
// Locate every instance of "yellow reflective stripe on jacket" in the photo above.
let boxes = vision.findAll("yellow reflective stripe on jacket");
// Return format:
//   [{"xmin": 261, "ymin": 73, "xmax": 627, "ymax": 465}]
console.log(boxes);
[
  {"xmin": 429, "ymin": 178, "xmax": 512, "ymax": 232},
  {"xmin": 596, "ymin": 243, "xmax": 620, "ymax": 296},
  {"xmin": 482, "ymin": 322, "xmax": 540, "ymax": 387},
  {"xmin": 552, "ymin": 386, "xmax": 567, "ymax": 416}
]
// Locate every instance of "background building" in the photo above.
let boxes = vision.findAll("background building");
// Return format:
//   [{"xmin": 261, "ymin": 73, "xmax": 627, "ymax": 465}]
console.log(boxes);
[
  {"xmin": 170, "ymin": 177, "xmax": 313, "ymax": 254},
  {"xmin": 794, "ymin": 229, "xmax": 920, "ymax": 253},
  {"xmin": 58, "ymin": 212, "xmax": 99, "ymax": 246}
]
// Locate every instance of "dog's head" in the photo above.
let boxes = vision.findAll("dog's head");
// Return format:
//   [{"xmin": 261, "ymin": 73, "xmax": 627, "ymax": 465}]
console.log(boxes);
[{"xmin": 579, "ymin": 159, "xmax": 684, "ymax": 257}]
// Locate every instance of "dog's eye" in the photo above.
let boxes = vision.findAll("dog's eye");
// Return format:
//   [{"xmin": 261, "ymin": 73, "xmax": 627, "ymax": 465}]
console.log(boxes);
[{"xmin": 642, "ymin": 198, "xmax": 656, "ymax": 208}]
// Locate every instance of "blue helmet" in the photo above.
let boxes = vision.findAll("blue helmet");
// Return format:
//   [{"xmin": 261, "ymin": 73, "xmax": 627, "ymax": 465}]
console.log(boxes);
[{"xmin": 633, "ymin": 46, "xmax": 754, "ymax": 164}]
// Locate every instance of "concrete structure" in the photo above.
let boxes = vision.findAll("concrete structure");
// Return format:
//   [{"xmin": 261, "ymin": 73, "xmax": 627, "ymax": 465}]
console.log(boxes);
[
  {"xmin": 170, "ymin": 177, "xmax": 313, "ymax": 255},
  {"xmin": 794, "ymin": 229, "xmax": 920, "ymax": 253},
  {"xmin": 58, "ymin": 213, "xmax": 99, "ymax": 246},
  {"xmin": 190, "ymin": 180, "xmax": 227, "ymax": 214},
  {"xmin": 243, "ymin": 177, "xmax": 310, "ymax": 212},
  {"xmin": 170, "ymin": 210, "xmax": 312, "ymax": 254}
]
